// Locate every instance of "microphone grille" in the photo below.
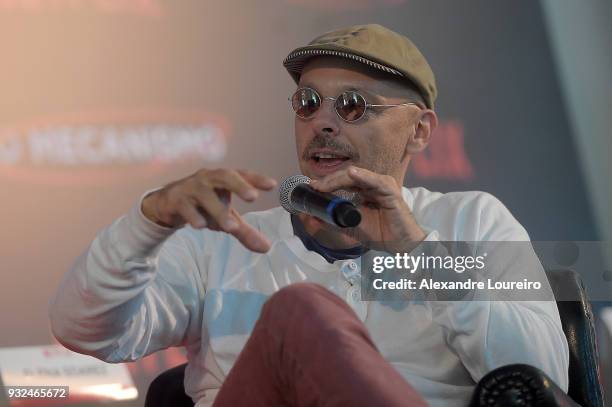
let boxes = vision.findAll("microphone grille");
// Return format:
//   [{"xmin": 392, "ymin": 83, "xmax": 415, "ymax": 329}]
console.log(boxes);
[{"xmin": 279, "ymin": 174, "xmax": 310, "ymax": 214}]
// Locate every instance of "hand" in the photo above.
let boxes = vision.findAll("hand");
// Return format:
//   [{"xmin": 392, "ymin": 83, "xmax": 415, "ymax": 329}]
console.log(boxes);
[
  {"xmin": 309, "ymin": 166, "xmax": 426, "ymax": 252},
  {"xmin": 141, "ymin": 168, "xmax": 277, "ymax": 253}
]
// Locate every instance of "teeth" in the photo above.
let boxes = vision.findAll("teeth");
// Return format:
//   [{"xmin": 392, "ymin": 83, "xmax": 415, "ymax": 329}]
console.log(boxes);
[{"xmin": 313, "ymin": 153, "xmax": 346, "ymax": 159}]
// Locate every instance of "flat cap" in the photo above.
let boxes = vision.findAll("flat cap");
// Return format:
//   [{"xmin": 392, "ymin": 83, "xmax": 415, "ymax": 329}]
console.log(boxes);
[{"xmin": 283, "ymin": 23, "xmax": 437, "ymax": 109}]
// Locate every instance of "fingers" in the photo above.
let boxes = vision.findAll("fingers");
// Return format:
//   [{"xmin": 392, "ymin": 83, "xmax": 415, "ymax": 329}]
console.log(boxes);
[
  {"xmin": 144, "ymin": 168, "xmax": 276, "ymax": 253},
  {"xmin": 176, "ymin": 199, "xmax": 208, "ymax": 229},
  {"xmin": 310, "ymin": 166, "xmax": 396, "ymax": 196},
  {"xmin": 238, "ymin": 169, "xmax": 278, "ymax": 191},
  {"xmin": 193, "ymin": 187, "xmax": 237, "ymax": 232},
  {"xmin": 179, "ymin": 199, "xmax": 271, "ymax": 252},
  {"xmin": 226, "ymin": 209, "xmax": 272, "ymax": 253},
  {"xmin": 192, "ymin": 169, "xmax": 276, "ymax": 233},
  {"xmin": 203, "ymin": 169, "xmax": 273, "ymax": 203},
  {"xmin": 173, "ymin": 192, "xmax": 271, "ymax": 252}
]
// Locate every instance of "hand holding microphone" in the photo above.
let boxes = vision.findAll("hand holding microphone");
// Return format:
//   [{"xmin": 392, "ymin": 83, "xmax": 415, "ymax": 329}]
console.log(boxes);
[
  {"xmin": 287, "ymin": 166, "xmax": 427, "ymax": 252},
  {"xmin": 279, "ymin": 175, "xmax": 361, "ymax": 228}
]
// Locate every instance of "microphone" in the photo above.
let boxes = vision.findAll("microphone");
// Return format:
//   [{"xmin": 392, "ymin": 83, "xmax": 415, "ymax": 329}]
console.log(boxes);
[{"xmin": 279, "ymin": 175, "xmax": 361, "ymax": 228}]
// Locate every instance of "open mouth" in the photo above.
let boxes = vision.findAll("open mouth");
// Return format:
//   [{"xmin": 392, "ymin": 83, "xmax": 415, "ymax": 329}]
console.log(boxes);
[{"xmin": 310, "ymin": 151, "xmax": 351, "ymax": 167}]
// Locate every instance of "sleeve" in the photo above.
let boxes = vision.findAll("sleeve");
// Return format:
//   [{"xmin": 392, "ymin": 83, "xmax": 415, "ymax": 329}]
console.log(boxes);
[
  {"xmin": 428, "ymin": 192, "xmax": 570, "ymax": 391},
  {"xmin": 48, "ymin": 190, "xmax": 207, "ymax": 363}
]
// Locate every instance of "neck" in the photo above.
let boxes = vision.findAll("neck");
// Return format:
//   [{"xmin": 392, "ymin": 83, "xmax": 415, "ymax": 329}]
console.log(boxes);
[{"xmin": 297, "ymin": 213, "xmax": 361, "ymax": 250}]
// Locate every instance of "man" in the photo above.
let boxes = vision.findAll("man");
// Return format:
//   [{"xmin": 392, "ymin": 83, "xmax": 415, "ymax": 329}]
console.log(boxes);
[{"xmin": 49, "ymin": 24, "xmax": 569, "ymax": 406}]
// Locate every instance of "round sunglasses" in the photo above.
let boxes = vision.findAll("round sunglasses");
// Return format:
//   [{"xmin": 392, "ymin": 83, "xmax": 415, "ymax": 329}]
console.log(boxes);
[{"xmin": 290, "ymin": 87, "xmax": 421, "ymax": 123}]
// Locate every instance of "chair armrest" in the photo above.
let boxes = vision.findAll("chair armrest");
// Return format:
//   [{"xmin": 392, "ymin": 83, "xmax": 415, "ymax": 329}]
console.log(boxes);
[{"xmin": 470, "ymin": 364, "xmax": 579, "ymax": 407}]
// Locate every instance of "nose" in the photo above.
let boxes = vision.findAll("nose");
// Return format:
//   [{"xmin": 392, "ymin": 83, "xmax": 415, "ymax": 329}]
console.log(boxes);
[{"xmin": 311, "ymin": 98, "xmax": 341, "ymax": 137}]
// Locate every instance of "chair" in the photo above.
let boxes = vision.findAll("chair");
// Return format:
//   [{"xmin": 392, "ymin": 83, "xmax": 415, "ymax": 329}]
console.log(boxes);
[
  {"xmin": 145, "ymin": 363, "xmax": 193, "ymax": 407},
  {"xmin": 145, "ymin": 269, "xmax": 604, "ymax": 407},
  {"xmin": 470, "ymin": 269, "xmax": 605, "ymax": 406}
]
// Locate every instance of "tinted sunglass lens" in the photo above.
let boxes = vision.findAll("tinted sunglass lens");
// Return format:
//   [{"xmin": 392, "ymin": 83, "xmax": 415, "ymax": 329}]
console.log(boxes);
[
  {"xmin": 292, "ymin": 88, "xmax": 320, "ymax": 119},
  {"xmin": 336, "ymin": 91, "xmax": 366, "ymax": 122}
]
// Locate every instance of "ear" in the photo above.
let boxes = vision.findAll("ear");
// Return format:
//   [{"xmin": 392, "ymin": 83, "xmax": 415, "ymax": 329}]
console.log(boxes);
[{"xmin": 405, "ymin": 109, "xmax": 438, "ymax": 154}]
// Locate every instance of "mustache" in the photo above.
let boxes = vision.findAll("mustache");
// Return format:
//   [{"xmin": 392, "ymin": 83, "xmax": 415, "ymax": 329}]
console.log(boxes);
[{"xmin": 302, "ymin": 134, "xmax": 360, "ymax": 161}]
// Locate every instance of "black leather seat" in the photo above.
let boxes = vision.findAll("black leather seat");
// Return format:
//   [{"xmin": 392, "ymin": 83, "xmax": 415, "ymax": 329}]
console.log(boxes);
[
  {"xmin": 548, "ymin": 269, "xmax": 604, "ymax": 406},
  {"xmin": 146, "ymin": 269, "xmax": 605, "ymax": 407},
  {"xmin": 470, "ymin": 270, "xmax": 605, "ymax": 406},
  {"xmin": 145, "ymin": 363, "xmax": 193, "ymax": 407}
]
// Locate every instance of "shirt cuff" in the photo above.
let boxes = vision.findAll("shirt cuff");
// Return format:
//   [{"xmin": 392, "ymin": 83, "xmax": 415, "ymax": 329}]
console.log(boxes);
[{"xmin": 112, "ymin": 188, "xmax": 178, "ymax": 258}]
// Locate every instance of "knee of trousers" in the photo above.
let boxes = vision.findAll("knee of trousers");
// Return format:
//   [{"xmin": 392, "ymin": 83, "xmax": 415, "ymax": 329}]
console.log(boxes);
[{"xmin": 259, "ymin": 283, "xmax": 357, "ymax": 330}]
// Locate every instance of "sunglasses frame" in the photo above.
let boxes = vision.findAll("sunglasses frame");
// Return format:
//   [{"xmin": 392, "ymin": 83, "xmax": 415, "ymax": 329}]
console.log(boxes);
[{"xmin": 290, "ymin": 87, "xmax": 421, "ymax": 123}]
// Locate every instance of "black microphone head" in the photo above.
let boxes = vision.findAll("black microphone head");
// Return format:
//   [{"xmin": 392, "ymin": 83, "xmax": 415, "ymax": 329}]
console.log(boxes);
[{"xmin": 279, "ymin": 174, "xmax": 310, "ymax": 214}]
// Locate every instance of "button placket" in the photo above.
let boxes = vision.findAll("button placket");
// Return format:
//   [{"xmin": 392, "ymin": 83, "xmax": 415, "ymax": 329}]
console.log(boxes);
[
  {"xmin": 341, "ymin": 260, "xmax": 361, "ymax": 286},
  {"xmin": 335, "ymin": 259, "xmax": 367, "ymax": 320},
  {"xmin": 345, "ymin": 285, "xmax": 367, "ymax": 320}
]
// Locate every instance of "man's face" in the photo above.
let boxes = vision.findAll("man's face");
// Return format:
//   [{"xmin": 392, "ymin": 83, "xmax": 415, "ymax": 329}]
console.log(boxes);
[{"xmin": 294, "ymin": 56, "xmax": 423, "ymax": 184}]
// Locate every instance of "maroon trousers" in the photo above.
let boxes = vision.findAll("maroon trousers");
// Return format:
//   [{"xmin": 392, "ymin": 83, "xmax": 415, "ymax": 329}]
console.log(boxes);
[{"xmin": 212, "ymin": 283, "xmax": 427, "ymax": 407}]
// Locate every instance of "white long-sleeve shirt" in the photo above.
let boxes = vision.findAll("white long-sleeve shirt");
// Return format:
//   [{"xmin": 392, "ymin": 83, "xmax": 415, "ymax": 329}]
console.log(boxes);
[{"xmin": 49, "ymin": 186, "xmax": 569, "ymax": 407}]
